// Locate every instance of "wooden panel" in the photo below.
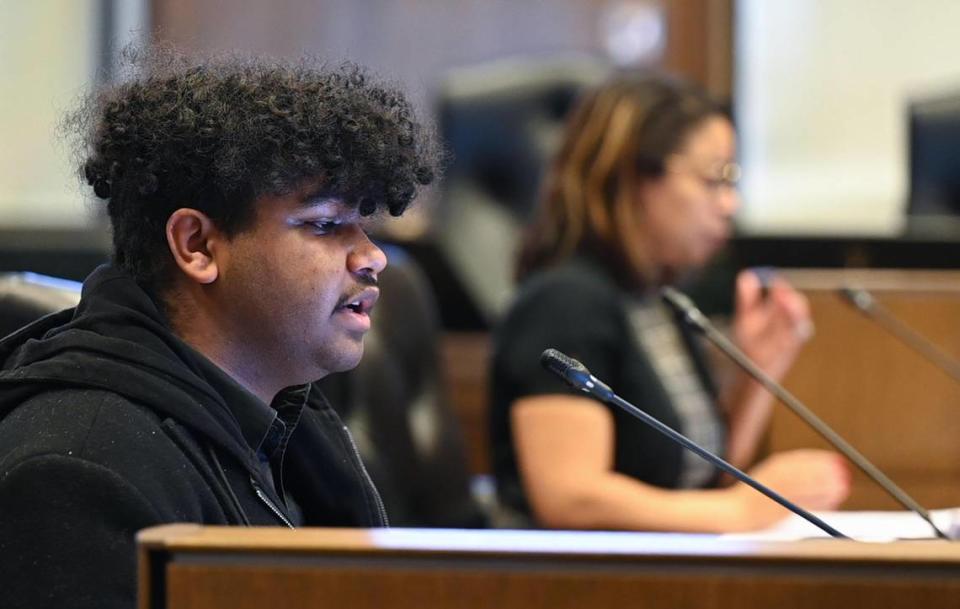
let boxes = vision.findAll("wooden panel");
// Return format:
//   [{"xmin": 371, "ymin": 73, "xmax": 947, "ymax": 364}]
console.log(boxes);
[
  {"xmin": 151, "ymin": 0, "xmax": 734, "ymax": 102},
  {"xmin": 139, "ymin": 525, "xmax": 960, "ymax": 609},
  {"xmin": 770, "ymin": 269, "xmax": 960, "ymax": 510},
  {"xmin": 440, "ymin": 332, "xmax": 491, "ymax": 475},
  {"xmin": 162, "ymin": 564, "xmax": 960, "ymax": 609},
  {"xmin": 663, "ymin": 0, "xmax": 734, "ymax": 98}
]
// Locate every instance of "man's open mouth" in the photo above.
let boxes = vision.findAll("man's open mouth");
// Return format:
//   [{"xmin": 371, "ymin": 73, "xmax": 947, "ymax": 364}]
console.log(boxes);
[{"xmin": 336, "ymin": 287, "xmax": 379, "ymax": 315}]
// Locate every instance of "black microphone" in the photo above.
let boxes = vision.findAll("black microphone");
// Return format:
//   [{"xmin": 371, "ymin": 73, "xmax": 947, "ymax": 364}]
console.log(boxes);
[
  {"xmin": 660, "ymin": 286, "xmax": 950, "ymax": 540},
  {"xmin": 540, "ymin": 348, "xmax": 615, "ymax": 401},
  {"xmin": 539, "ymin": 348, "xmax": 848, "ymax": 538},
  {"xmin": 839, "ymin": 285, "xmax": 960, "ymax": 385}
]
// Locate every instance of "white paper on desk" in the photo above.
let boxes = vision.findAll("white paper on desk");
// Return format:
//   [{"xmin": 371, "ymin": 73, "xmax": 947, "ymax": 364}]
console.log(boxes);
[{"xmin": 720, "ymin": 508, "xmax": 960, "ymax": 541}]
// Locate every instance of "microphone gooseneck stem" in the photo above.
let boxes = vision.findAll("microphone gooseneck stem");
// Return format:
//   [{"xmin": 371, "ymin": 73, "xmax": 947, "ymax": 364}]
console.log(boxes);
[
  {"xmin": 602, "ymin": 392, "xmax": 847, "ymax": 538},
  {"xmin": 862, "ymin": 298, "xmax": 960, "ymax": 385},
  {"xmin": 695, "ymin": 318, "xmax": 950, "ymax": 540}
]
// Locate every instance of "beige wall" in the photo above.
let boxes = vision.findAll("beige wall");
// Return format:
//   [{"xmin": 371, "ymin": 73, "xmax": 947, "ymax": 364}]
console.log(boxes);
[
  {"xmin": 737, "ymin": 0, "xmax": 960, "ymax": 234},
  {"xmin": 0, "ymin": 1, "xmax": 99, "ymax": 228}
]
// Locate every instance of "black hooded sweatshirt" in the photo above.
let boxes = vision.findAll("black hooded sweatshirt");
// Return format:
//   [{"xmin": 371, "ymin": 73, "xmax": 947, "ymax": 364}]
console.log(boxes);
[{"xmin": 0, "ymin": 265, "xmax": 387, "ymax": 609}]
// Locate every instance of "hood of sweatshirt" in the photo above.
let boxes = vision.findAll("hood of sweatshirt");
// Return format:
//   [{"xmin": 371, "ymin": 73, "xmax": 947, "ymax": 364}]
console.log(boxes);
[{"xmin": 0, "ymin": 264, "xmax": 255, "ymax": 467}]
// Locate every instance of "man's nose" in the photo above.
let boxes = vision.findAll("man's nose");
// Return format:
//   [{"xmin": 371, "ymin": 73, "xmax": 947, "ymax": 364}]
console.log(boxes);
[{"xmin": 347, "ymin": 228, "xmax": 388, "ymax": 277}]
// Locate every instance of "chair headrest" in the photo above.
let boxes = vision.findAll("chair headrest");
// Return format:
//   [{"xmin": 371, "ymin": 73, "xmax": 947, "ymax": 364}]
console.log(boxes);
[
  {"xmin": 0, "ymin": 273, "xmax": 81, "ymax": 337},
  {"xmin": 438, "ymin": 57, "xmax": 610, "ymax": 220}
]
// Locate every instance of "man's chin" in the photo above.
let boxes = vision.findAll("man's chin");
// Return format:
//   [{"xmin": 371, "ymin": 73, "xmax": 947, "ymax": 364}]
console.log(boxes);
[{"xmin": 322, "ymin": 343, "xmax": 365, "ymax": 376}]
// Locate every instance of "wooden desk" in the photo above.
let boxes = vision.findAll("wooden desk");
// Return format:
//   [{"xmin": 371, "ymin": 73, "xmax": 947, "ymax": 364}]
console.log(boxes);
[{"xmin": 139, "ymin": 525, "xmax": 960, "ymax": 609}]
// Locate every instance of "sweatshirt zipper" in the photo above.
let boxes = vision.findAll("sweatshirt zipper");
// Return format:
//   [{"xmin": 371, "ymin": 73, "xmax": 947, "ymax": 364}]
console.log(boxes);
[
  {"xmin": 341, "ymin": 425, "xmax": 389, "ymax": 526},
  {"xmin": 251, "ymin": 477, "xmax": 295, "ymax": 529}
]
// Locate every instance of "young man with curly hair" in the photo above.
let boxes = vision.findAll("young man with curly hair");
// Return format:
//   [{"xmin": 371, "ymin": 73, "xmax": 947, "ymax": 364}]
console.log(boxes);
[{"xmin": 0, "ymin": 50, "xmax": 439, "ymax": 608}]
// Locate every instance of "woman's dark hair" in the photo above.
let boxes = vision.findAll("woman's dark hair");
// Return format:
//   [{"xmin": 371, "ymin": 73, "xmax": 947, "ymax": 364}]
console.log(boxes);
[
  {"xmin": 66, "ymin": 47, "xmax": 441, "ymax": 297},
  {"xmin": 516, "ymin": 72, "xmax": 726, "ymax": 288}
]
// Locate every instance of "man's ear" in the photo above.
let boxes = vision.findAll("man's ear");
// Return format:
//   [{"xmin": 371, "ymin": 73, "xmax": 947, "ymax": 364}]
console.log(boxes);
[{"xmin": 165, "ymin": 208, "xmax": 222, "ymax": 285}]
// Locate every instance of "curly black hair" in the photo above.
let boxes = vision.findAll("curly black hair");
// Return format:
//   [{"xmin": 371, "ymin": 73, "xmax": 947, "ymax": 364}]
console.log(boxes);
[{"xmin": 67, "ymin": 47, "xmax": 440, "ymax": 296}]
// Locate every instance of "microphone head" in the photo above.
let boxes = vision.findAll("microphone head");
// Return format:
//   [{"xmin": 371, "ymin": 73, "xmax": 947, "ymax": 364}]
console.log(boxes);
[
  {"xmin": 540, "ymin": 348, "xmax": 588, "ymax": 378},
  {"xmin": 540, "ymin": 348, "xmax": 615, "ymax": 400},
  {"xmin": 838, "ymin": 285, "xmax": 874, "ymax": 313},
  {"xmin": 660, "ymin": 286, "xmax": 708, "ymax": 330}
]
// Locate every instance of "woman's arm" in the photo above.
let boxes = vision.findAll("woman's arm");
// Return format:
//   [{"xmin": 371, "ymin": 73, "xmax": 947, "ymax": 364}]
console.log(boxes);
[{"xmin": 512, "ymin": 394, "xmax": 848, "ymax": 532}]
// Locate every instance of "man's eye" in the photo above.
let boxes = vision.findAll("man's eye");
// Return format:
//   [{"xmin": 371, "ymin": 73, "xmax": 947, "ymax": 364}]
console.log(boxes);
[{"xmin": 308, "ymin": 220, "xmax": 341, "ymax": 234}]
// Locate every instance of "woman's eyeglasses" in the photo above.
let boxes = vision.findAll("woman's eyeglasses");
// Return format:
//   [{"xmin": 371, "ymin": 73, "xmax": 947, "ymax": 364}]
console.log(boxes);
[{"xmin": 666, "ymin": 155, "xmax": 741, "ymax": 191}]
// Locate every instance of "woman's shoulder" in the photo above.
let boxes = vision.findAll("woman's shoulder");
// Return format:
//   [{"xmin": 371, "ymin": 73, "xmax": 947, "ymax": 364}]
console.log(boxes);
[
  {"xmin": 514, "ymin": 258, "xmax": 623, "ymax": 305},
  {"xmin": 498, "ymin": 258, "xmax": 630, "ymax": 343}
]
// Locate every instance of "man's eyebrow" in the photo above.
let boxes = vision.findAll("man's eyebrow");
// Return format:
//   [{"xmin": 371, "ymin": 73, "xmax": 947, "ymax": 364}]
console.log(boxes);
[
  {"xmin": 296, "ymin": 197, "xmax": 367, "ymax": 223},
  {"xmin": 300, "ymin": 195, "xmax": 347, "ymax": 211}
]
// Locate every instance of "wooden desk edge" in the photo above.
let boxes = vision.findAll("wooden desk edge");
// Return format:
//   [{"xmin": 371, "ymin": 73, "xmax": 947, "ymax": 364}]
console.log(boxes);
[{"xmin": 135, "ymin": 524, "xmax": 960, "ymax": 566}]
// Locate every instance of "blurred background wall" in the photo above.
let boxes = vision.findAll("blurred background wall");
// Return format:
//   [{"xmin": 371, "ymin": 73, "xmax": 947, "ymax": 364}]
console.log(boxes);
[
  {"xmin": 0, "ymin": 0, "xmax": 728, "ymax": 229},
  {"xmin": 4, "ymin": 0, "xmax": 960, "ymax": 309}
]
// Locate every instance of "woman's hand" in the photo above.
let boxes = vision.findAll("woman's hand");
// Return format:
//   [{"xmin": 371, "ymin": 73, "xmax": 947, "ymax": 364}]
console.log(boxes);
[
  {"xmin": 733, "ymin": 269, "xmax": 814, "ymax": 383},
  {"xmin": 732, "ymin": 449, "xmax": 851, "ymax": 530}
]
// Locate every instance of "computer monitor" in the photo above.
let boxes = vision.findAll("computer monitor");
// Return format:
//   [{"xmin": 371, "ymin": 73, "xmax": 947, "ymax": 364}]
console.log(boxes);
[{"xmin": 908, "ymin": 90, "xmax": 960, "ymax": 216}]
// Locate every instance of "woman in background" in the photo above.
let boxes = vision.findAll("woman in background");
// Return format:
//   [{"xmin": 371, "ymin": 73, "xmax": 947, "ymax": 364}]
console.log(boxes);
[{"xmin": 490, "ymin": 74, "xmax": 850, "ymax": 532}]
